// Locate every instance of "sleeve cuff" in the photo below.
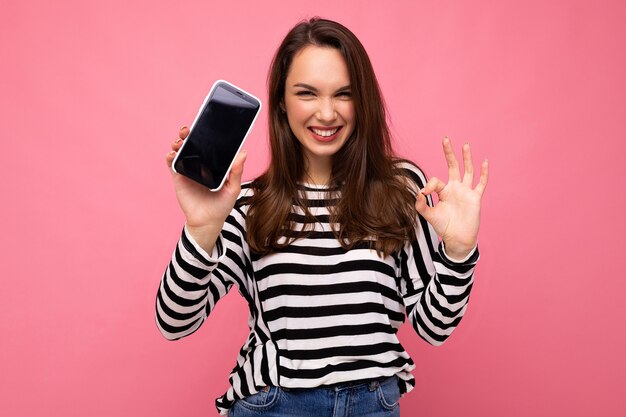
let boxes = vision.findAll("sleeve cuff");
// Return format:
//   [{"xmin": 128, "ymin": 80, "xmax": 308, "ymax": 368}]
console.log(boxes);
[
  {"xmin": 440, "ymin": 241, "xmax": 479, "ymax": 265},
  {"xmin": 181, "ymin": 224, "xmax": 225, "ymax": 267}
]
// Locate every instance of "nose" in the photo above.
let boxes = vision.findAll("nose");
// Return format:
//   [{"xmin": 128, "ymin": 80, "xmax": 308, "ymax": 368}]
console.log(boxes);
[{"xmin": 316, "ymin": 98, "xmax": 337, "ymax": 122}]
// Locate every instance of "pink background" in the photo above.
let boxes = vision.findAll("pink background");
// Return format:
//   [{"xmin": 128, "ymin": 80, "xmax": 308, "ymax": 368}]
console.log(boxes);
[{"xmin": 2, "ymin": 0, "xmax": 625, "ymax": 416}]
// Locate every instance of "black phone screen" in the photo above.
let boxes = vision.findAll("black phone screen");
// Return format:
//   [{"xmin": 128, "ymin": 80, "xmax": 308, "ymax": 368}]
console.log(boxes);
[{"xmin": 174, "ymin": 82, "xmax": 260, "ymax": 190}]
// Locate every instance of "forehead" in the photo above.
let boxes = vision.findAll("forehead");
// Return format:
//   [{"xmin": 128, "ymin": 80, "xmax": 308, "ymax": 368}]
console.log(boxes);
[{"xmin": 286, "ymin": 45, "xmax": 350, "ymax": 87}]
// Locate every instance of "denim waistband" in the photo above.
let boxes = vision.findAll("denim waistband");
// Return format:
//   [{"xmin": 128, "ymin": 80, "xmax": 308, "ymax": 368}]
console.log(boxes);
[{"xmin": 282, "ymin": 375, "xmax": 395, "ymax": 393}]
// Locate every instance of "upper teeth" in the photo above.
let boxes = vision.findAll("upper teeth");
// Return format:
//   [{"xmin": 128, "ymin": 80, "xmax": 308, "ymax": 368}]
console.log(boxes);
[{"xmin": 312, "ymin": 127, "xmax": 339, "ymax": 137}]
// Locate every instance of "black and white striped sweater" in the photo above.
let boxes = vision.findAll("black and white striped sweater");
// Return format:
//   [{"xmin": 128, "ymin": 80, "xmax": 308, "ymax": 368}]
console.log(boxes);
[{"xmin": 156, "ymin": 162, "xmax": 479, "ymax": 415}]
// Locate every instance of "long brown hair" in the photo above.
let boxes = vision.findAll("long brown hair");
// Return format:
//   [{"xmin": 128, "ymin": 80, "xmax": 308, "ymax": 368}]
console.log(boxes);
[{"xmin": 247, "ymin": 17, "xmax": 417, "ymax": 256}]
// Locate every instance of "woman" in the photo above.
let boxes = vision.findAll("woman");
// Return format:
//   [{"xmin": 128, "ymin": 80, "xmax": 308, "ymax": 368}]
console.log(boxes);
[{"xmin": 157, "ymin": 17, "xmax": 488, "ymax": 417}]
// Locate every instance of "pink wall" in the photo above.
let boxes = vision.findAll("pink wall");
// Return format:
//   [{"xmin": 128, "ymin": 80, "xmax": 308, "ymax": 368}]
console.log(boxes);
[{"xmin": 1, "ymin": 0, "xmax": 625, "ymax": 416}]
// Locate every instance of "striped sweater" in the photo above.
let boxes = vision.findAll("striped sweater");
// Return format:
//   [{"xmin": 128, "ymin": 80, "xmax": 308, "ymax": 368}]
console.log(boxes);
[{"xmin": 155, "ymin": 162, "xmax": 479, "ymax": 415}]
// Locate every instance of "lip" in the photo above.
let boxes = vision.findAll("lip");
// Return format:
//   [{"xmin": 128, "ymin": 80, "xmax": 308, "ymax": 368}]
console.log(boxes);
[{"xmin": 307, "ymin": 126, "xmax": 343, "ymax": 142}]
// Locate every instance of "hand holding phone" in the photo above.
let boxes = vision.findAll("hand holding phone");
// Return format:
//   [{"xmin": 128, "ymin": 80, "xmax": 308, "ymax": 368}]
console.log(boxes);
[
  {"xmin": 166, "ymin": 126, "xmax": 248, "ymax": 253},
  {"xmin": 166, "ymin": 80, "xmax": 260, "ymax": 252}
]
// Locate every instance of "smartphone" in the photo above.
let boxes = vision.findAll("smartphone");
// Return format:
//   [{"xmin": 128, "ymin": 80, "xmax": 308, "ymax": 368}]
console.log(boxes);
[{"xmin": 172, "ymin": 80, "xmax": 262, "ymax": 191}]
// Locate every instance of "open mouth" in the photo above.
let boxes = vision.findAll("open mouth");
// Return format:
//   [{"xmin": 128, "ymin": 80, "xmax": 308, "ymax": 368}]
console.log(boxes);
[{"xmin": 308, "ymin": 126, "xmax": 343, "ymax": 141}]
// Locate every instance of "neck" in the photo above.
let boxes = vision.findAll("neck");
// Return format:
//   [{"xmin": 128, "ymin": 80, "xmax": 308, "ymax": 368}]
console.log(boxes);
[{"xmin": 303, "ymin": 156, "xmax": 332, "ymax": 186}]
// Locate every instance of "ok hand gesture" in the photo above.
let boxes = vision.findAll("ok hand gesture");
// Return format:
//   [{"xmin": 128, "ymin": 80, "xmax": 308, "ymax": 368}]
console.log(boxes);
[{"xmin": 414, "ymin": 137, "xmax": 489, "ymax": 261}]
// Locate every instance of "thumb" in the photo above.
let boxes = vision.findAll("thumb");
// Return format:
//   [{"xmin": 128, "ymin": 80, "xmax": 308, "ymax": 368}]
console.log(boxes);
[
  {"xmin": 414, "ymin": 191, "xmax": 434, "ymax": 221},
  {"xmin": 227, "ymin": 150, "xmax": 247, "ymax": 187}
]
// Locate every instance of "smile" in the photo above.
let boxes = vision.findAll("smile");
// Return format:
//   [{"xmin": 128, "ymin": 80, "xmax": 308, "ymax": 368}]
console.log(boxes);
[
  {"xmin": 308, "ymin": 126, "xmax": 343, "ymax": 142},
  {"xmin": 311, "ymin": 127, "xmax": 339, "ymax": 136}
]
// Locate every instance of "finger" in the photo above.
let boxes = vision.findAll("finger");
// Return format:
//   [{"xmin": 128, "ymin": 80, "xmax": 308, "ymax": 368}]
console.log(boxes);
[
  {"xmin": 420, "ymin": 176, "xmax": 446, "ymax": 196},
  {"xmin": 165, "ymin": 150, "xmax": 176, "ymax": 169},
  {"xmin": 474, "ymin": 159, "xmax": 489, "ymax": 196},
  {"xmin": 443, "ymin": 136, "xmax": 461, "ymax": 182},
  {"xmin": 172, "ymin": 137, "xmax": 184, "ymax": 152},
  {"xmin": 179, "ymin": 125, "xmax": 189, "ymax": 140},
  {"xmin": 226, "ymin": 150, "xmax": 247, "ymax": 187},
  {"xmin": 171, "ymin": 125, "xmax": 188, "ymax": 152},
  {"xmin": 462, "ymin": 142, "xmax": 474, "ymax": 185},
  {"xmin": 415, "ymin": 191, "xmax": 435, "ymax": 221}
]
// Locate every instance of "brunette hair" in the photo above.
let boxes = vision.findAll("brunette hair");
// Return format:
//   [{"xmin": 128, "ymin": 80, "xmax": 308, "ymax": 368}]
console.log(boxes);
[{"xmin": 246, "ymin": 17, "xmax": 417, "ymax": 256}]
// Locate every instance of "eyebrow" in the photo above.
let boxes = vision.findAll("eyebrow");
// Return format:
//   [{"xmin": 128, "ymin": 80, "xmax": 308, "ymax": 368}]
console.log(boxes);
[{"xmin": 292, "ymin": 83, "xmax": 351, "ymax": 93}]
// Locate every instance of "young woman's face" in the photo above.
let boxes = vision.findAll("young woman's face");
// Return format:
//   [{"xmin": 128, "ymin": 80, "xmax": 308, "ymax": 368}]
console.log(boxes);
[{"xmin": 283, "ymin": 45, "xmax": 355, "ymax": 179}]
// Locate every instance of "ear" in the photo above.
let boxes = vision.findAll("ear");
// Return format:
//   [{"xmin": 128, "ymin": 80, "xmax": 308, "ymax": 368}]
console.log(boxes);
[{"xmin": 279, "ymin": 101, "xmax": 286, "ymax": 113}]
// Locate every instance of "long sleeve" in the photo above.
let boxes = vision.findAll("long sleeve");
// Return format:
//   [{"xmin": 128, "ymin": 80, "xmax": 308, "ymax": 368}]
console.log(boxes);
[
  {"xmin": 397, "ymin": 161, "xmax": 480, "ymax": 346},
  {"xmin": 156, "ymin": 186, "xmax": 255, "ymax": 341},
  {"xmin": 155, "ymin": 225, "xmax": 234, "ymax": 340}
]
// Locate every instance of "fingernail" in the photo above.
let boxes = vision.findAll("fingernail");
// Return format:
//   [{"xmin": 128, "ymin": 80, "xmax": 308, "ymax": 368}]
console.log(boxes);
[
  {"xmin": 180, "ymin": 125, "xmax": 187, "ymax": 131},
  {"xmin": 175, "ymin": 138, "xmax": 183, "ymax": 143}
]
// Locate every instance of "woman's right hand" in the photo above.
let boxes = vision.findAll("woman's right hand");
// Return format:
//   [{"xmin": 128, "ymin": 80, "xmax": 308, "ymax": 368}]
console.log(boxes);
[{"xmin": 165, "ymin": 126, "xmax": 247, "ymax": 252}]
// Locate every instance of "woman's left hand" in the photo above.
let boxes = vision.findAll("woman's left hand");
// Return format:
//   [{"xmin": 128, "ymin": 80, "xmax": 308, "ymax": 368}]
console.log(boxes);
[{"xmin": 415, "ymin": 137, "xmax": 489, "ymax": 260}]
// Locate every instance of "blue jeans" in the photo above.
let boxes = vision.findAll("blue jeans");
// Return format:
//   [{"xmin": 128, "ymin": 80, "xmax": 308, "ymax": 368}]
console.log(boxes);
[{"xmin": 228, "ymin": 376, "xmax": 401, "ymax": 417}]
